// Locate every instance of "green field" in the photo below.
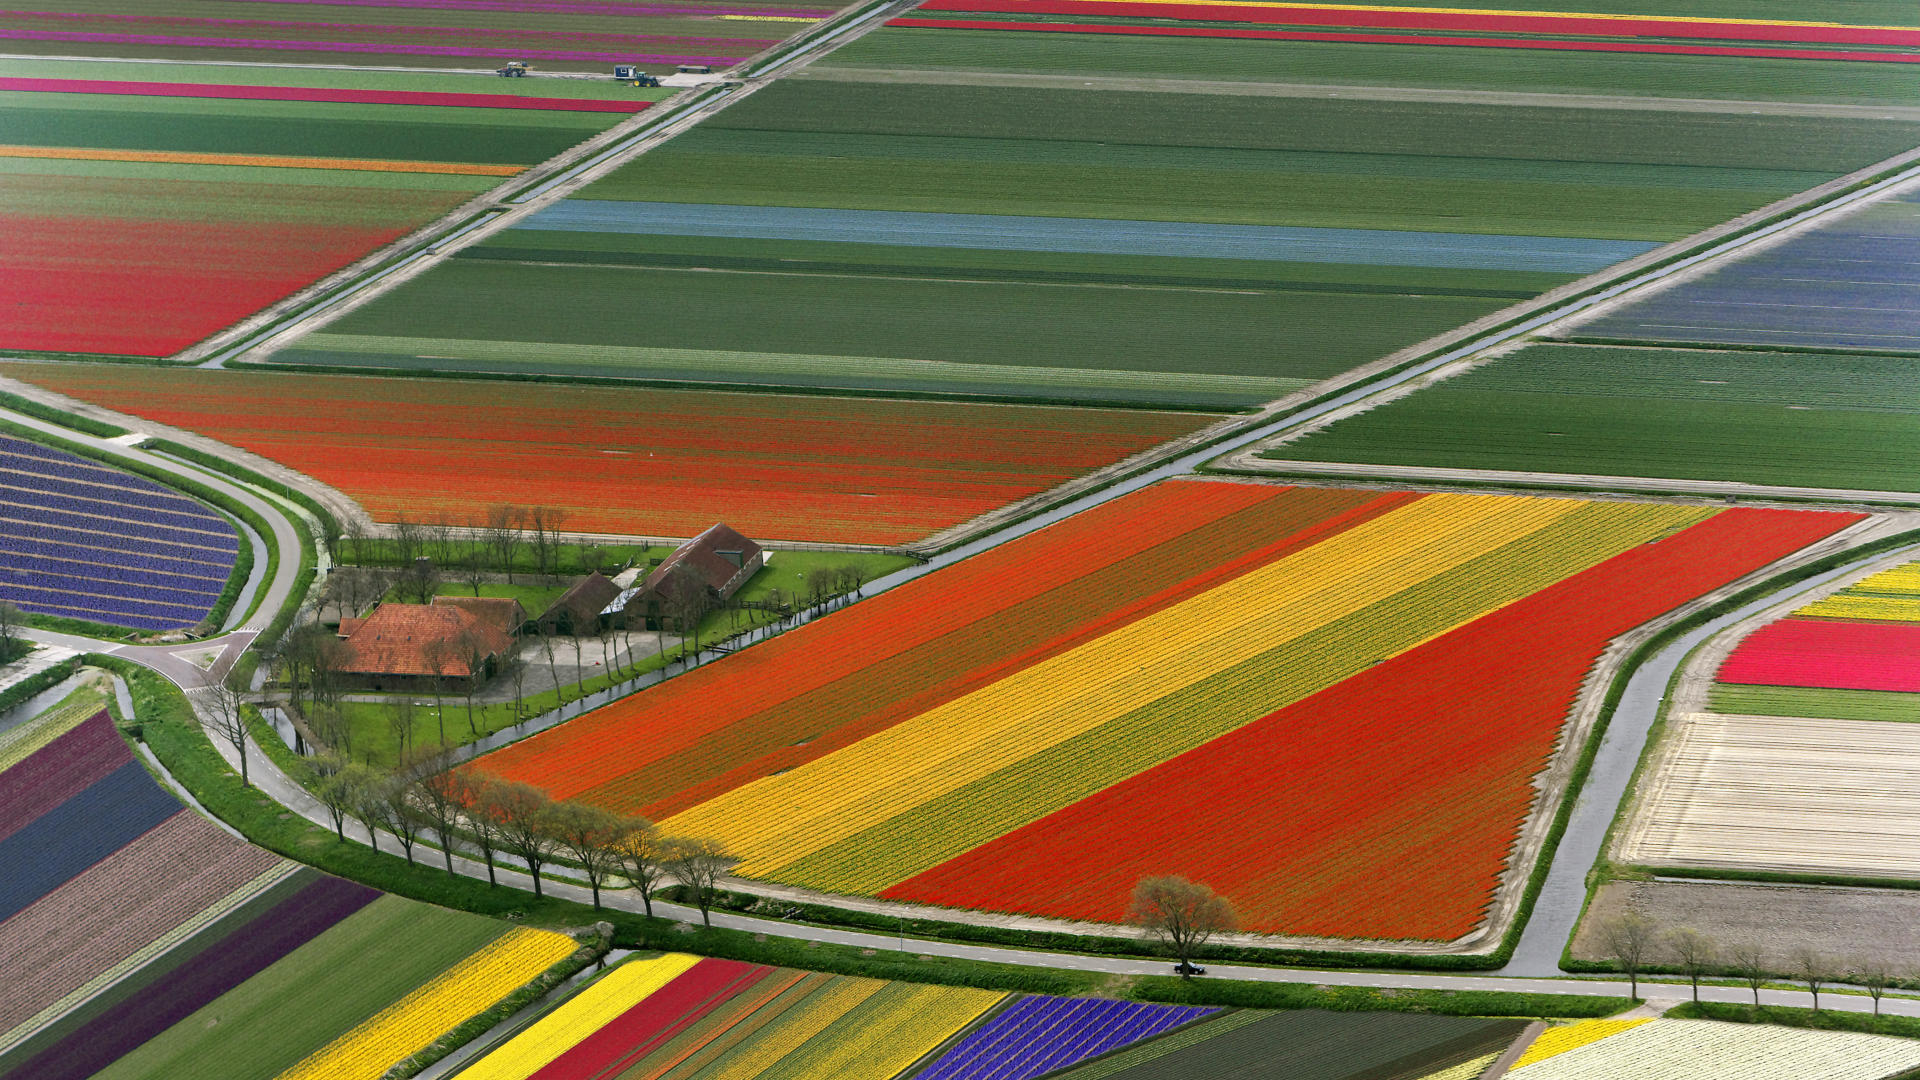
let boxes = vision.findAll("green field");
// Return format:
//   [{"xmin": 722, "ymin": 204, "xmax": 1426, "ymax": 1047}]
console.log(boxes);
[
  {"xmin": 1709, "ymin": 684, "xmax": 1920, "ymax": 723},
  {"xmin": 1060, "ymin": 1009, "xmax": 1525, "ymax": 1080},
  {"xmin": 0, "ymin": 56, "xmax": 672, "ymax": 100},
  {"xmin": 820, "ymin": 31, "xmax": 1920, "ymax": 105},
  {"xmin": 1264, "ymin": 343, "xmax": 1920, "ymax": 491},
  {"xmin": 93, "ymin": 895, "xmax": 507, "ymax": 1080}
]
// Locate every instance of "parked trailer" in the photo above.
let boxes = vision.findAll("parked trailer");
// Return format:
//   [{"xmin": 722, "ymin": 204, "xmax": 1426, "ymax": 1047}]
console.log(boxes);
[{"xmin": 613, "ymin": 65, "xmax": 662, "ymax": 86}]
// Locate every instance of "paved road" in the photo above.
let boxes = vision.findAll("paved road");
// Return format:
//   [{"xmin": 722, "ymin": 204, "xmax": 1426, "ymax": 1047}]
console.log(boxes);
[
  {"xmin": 0, "ymin": 407, "xmax": 307, "ymax": 690},
  {"xmin": 181, "ymin": 703, "xmax": 1920, "ymax": 1017},
  {"xmin": 1230, "ymin": 459, "xmax": 1920, "ymax": 508}
]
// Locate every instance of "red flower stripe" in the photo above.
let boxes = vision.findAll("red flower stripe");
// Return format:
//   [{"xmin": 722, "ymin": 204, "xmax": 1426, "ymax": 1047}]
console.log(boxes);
[
  {"xmin": 11, "ymin": 367, "xmax": 1212, "ymax": 544},
  {"xmin": 528, "ymin": 959, "xmax": 770, "ymax": 1080},
  {"xmin": 0, "ymin": 76, "xmax": 655, "ymax": 112},
  {"xmin": 0, "ymin": 712, "xmax": 130, "ymax": 846},
  {"xmin": 884, "ymin": 507, "xmax": 1862, "ymax": 940},
  {"xmin": 471, "ymin": 482, "xmax": 1383, "ymax": 806},
  {"xmin": 1717, "ymin": 617, "xmax": 1920, "ymax": 693},
  {"xmin": 603, "ymin": 487, "xmax": 1415, "ymax": 821},
  {"xmin": 887, "ymin": 17, "xmax": 1920, "ymax": 62},
  {"xmin": 912, "ymin": 0, "xmax": 1920, "ymax": 47},
  {"xmin": 2, "ymin": 216, "xmax": 422, "ymax": 357}
]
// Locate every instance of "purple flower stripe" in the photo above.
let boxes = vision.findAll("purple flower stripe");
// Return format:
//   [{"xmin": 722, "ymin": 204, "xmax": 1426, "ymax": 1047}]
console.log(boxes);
[
  {"xmin": 0, "ymin": 467, "xmax": 229, "ymax": 523},
  {"xmin": 0, "ymin": 29, "xmax": 745, "ymax": 62},
  {"xmin": 227, "ymin": 0, "xmax": 829, "ymax": 19},
  {"xmin": 0, "ymin": 759, "xmax": 184, "ymax": 925},
  {"xmin": 917, "ymin": 996, "xmax": 1217, "ymax": 1080},
  {"xmin": 1, "ymin": 583, "xmax": 217, "ymax": 625},
  {"xmin": 11, "ymin": 10, "xmax": 772, "ymax": 47},
  {"xmin": 0, "ymin": 515, "xmax": 239, "ymax": 559},
  {"xmin": 5, "ymin": 599, "xmax": 189, "ymax": 632},
  {"xmin": 1, "ymin": 566, "xmax": 221, "ymax": 607},
  {"xmin": 0, "ymin": 437, "xmax": 220, "ymax": 508},
  {"xmin": 0, "ymin": 712, "xmax": 126, "ymax": 846},
  {"xmin": 6, "ymin": 541, "xmax": 227, "ymax": 583},
  {"xmin": 0, "ymin": 502, "xmax": 235, "ymax": 552},
  {"xmin": 10, "ymin": 875, "xmax": 382, "ymax": 1080},
  {"xmin": 2, "ymin": 486, "xmax": 232, "ymax": 538}
]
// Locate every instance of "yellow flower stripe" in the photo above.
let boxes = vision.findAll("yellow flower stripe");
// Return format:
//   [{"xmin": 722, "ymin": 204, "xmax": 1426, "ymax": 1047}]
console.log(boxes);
[
  {"xmin": 1798, "ymin": 595, "xmax": 1920, "ymax": 623},
  {"xmin": 0, "ymin": 694, "xmax": 98, "ymax": 774},
  {"xmin": 700, "ymin": 976, "xmax": 886, "ymax": 1080},
  {"xmin": 775, "ymin": 499, "xmax": 1712, "ymax": 895},
  {"xmin": 0, "ymin": 145, "xmax": 523, "ymax": 176},
  {"xmin": 761, "ymin": 982, "xmax": 1005, "ymax": 1080},
  {"xmin": 1059, "ymin": 0, "xmax": 1916, "ymax": 32},
  {"xmin": 666, "ymin": 492, "xmax": 1582, "ymax": 875},
  {"xmin": 275, "ymin": 927, "xmax": 577, "ymax": 1080},
  {"xmin": 457, "ymin": 952, "xmax": 703, "ymax": 1080},
  {"xmin": 1511, "ymin": 1018, "xmax": 1652, "ymax": 1068},
  {"xmin": 1417, "ymin": 1053, "xmax": 1501, "ymax": 1080},
  {"xmin": 715, "ymin": 13, "xmax": 819, "ymax": 20}
]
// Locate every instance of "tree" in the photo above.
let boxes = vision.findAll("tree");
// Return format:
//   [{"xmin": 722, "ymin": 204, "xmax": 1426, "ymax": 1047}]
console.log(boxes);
[
  {"xmin": 409, "ymin": 752, "xmax": 468, "ymax": 875},
  {"xmin": 501, "ymin": 649, "xmax": 530, "ymax": 724},
  {"xmin": 202, "ymin": 670, "xmax": 253, "ymax": 788},
  {"xmin": 537, "ymin": 627, "xmax": 563, "ymax": 711},
  {"xmin": 526, "ymin": 506, "xmax": 568, "ymax": 580},
  {"xmin": 0, "ymin": 600, "xmax": 20, "ymax": 659},
  {"xmin": 422, "ymin": 637, "xmax": 452, "ymax": 746},
  {"xmin": 364, "ymin": 769, "xmax": 424, "ymax": 865},
  {"xmin": 309, "ymin": 703, "xmax": 351, "ymax": 759},
  {"xmin": 620, "ymin": 821, "xmax": 668, "ymax": 918},
  {"xmin": 1128, "ymin": 876, "xmax": 1236, "ymax": 978},
  {"xmin": 1853, "ymin": 955, "xmax": 1895, "ymax": 1018},
  {"xmin": 1730, "ymin": 940, "xmax": 1770, "ymax": 1007},
  {"xmin": 391, "ymin": 512, "xmax": 423, "ymax": 566},
  {"xmin": 347, "ymin": 763, "xmax": 388, "ymax": 851},
  {"xmin": 456, "ymin": 629, "xmax": 489, "ymax": 737},
  {"xmin": 666, "ymin": 836, "xmax": 735, "ymax": 927},
  {"xmin": 483, "ymin": 504, "xmax": 524, "ymax": 581},
  {"xmin": 399, "ymin": 558, "xmax": 440, "ymax": 605},
  {"xmin": 1599, "ymin": 913, "xmax": 1657, "ymax": 1000},
  {"xmin": 1666, "ymin": 928, "xmax": 1716, "ymax": 1004},
  {"xmin": 458, "ymin": 554, "xmax": 489, "ymax": 597},
  {"xmin": 1792, "ymin": 946, "xmax": 1833, "ymax": 1011},
  {"xmin": 307, "ymin": 754, "xmax": 357, "ymax": 839},
  {"xmin": 491, "ymin": 781, "xmax": 561, "ymax": 897},
  {"xmin": 549, "ymin": 801, "xmax": 633, "ymax": 909},
  {"xmin": 464, "ymin": 774, "xmax": 508, "ymax": 887},
  {"xmin": 387, "ymin": 695, "xmax": 417, "ymax": 760}
]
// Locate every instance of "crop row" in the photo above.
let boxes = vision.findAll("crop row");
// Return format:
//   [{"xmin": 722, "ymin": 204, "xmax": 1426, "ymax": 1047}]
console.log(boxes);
[
  {"xmin": 917, "ymin": 996, "xmax": 1214, "ymax": 1080},
  {"xmin": 1507, "ymin": 1019, "xmax": 1920, "ymax": 1079},
  {"xmin": 661, "ymin": 494, "xmax": 1694, "ymax": 886},
  {"xmin": 1718, "ymin": 617, "xmax": 1920, "ymax": 693},
  {"xmin": 9, "ymin": 364, "xmax": 1213, "ymax": 546},
  {"xmin": 884, "ymin": 507, "xmax": 1855, "ymax": 938}
]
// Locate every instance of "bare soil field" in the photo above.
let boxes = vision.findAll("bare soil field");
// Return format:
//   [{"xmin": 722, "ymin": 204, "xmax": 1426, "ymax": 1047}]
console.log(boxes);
[{"xmin": 1572, "ymin": 878, "xmax": 1920, "ymax": 969}]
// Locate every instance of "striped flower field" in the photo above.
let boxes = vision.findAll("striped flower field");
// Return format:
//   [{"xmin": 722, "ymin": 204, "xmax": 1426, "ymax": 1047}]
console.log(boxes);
[
  {"xmin": 10, "ymin": 364, "xmax": 1217, "ymax": 545},
  {"xmin": 470, "ymin": 479, "xmax": 1859, "ymax": 940},
  {"xmin": 0, "ymin": 65, "xmax": 655, "ymax": 357},
  {"xmin": 0, "ymin": 689, "xmax": 578, "ymax": 1080}
]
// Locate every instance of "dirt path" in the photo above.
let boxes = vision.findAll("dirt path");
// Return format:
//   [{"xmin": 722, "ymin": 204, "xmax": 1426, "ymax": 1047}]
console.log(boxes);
[{"xmin": 799, "ymin": 66, "xmax": 1920, "ymax": 120}]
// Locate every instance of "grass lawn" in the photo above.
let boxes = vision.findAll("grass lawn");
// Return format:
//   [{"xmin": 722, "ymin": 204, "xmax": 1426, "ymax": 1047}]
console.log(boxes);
[
  {"xmin": 379, "ymin": 581, "xmax": 571, "ymax": 619},
  {"xmin": 333, "ymin": 551, "xmax": 916, "ymax": 766},
  {"xmin": 91, "ymin": 895, "xmax": 506, "ymax": 1080}
]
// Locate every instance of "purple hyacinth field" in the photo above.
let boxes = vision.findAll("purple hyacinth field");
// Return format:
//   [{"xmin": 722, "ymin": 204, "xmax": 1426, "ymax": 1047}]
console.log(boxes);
[
  {"xmin": 0, "ymin": 434, "xmax": 239, "ymax": 631},
  {"xmin": 914, "ymin": 996, "xmax": 1217, "ymax": 1080}
]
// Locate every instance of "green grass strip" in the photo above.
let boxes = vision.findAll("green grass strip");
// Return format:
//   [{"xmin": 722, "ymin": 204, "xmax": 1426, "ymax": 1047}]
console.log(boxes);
[{"xmin": 1707, "ymin": 683, "xmax": 1920, "ymax": 723}]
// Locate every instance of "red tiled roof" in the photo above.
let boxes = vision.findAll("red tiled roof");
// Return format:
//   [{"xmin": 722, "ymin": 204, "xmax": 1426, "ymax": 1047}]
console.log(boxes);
[
  {"xmin": 336, "ymin": 616, "xmax": 365, "ymax": 638},
  {"xmin": 542, "ymin": 571, "xmax": 621, "ymax": 626},
  {"xmin": 338, "ymin": 603, "xmax": 513, "ymax": 678},
  {"xmin": 645, "ymin": 522, "xmax": 762, "ymax": 597},
  {"xmin": 432, "ymin": 595, "xmax": 526, "ymax": 636}
]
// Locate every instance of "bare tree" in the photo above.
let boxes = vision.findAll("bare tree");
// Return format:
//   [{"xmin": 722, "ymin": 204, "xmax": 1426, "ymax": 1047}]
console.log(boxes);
[
  {"xmin": 567, "ymin": 634, "xmax": 589, "ymax": 712},
  {"xmin": 456, "ymin": 629, "xmax": 488, "ymax": 737},
  {"xmin": 1730, "ymin": 940, "xmax": 1770, "ymax": 1008},
  {"xmin": 409, "ymin": 752, "xmax": 468, "ymax": 875},
  {"xmin": 426, "ymin": 518, "xmax": 456, "ymax": 566},
  {"xmin": 1792, "ymin": 946, "xmax": 1834, "ymax": 1011},
  {"xmin": 620, "ymin": 821, "xmax": 667, "ymax": 918},
  {"xmin": 366, "ymin": 768, "xmax": 425, "ymax": 864},
  {"xmin": 1853, "ymin": 956, "xmax": 1895, "ymax": 1018},
  {"xmin": 666, "ymin": 836, "xmax": 735, "ymax": 927},
  {"xmin": 484, "ymin": 504, "xmax": 524, "ymax": 581},
  {"xmin": 458, "ymin": 554, "xmax": 489, "ymax": 597},
  {"xmin": 492, "ymin": 781, "xmax": 561, "ymax": 897},
  {"xmin": 421, "ymin": 638, "xmax": 452, "ymax": 746},
  {"xmin": 1128, "ymin": 876, "xmax": 1236, "ymax": 978},
  {"xmin": 526, "ymin": 506, "xmax": 569, "ymax": 580},
  {"xmin": 387, "ymin": 695, "xmax": 417, "ymax": 760},
  {"xmin": 537, "ymin": 628, "xmax": 562, "ymax": 710},
  {"xmin": 307, "ymin": 754, "xmax": 356, "ymax": 839},
  {"xmin": 309, "ymin": 703, "xmax": 351, "ymax": 759},
  {"xmin": 341, "ymin": 517, "xmax": 368, "ymax": 565},
  {"xmin": 549, "ymin": 801, "xmax": 632, "ymax": 909},
  {"xmin": 399, "ymin": 558, "xmax": 440, "ymax": 605},
  {"xmin": 391, "ymin": 512, "xmax": 422, "ymax": 566},
  {"xmin": 501, "ymin": 649, "xmax": 529, "ymax": 724},
  {"xmin": 1600, "ymin": 913, "xmax": 1658, "ymax": 1000},
  {"xmin": 0, "ymin": 600, "xmax": 21, "ymax": 659},
  {"xmin": 346, "ymin": 764, "xmax": 388, "ymax": 851},
  {"xmin": 806, "ymin": 566, "xmax": 836, "ymax": 610},
  {"xmin": 1666, "ymin": 928, "xmax": 1716, "ymax": 1004},
  {"xmin": 464, "ymin": 774, "xmax": 508, "ymax": 886},
  {"xmin": 202, "ymin": 670, "xmax": 253, "ymax": 788}
]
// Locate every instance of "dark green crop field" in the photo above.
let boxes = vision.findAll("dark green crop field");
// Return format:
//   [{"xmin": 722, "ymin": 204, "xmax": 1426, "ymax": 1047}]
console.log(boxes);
[
  {"xmin": 581, "ymin": 83, "xmax": 1906, "ymax": 238},
  {"xmin": 1265, "ymin": 343, "xmax": 1920, "ymax": 491},
  {"xmin": 820, "ymin": 30, "xmax": 1920, "ymax": 105}
]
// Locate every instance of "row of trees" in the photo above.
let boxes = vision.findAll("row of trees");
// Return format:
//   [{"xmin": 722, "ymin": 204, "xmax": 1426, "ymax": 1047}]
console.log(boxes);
[
  {"xmin": 341, "ymin": 506, "xmax": 589, "ymax": 581},
  {"xmin": 1600, "ymin": 914, "xmax": 1899, "ymax": 1014},
  {"xmin": 306, "ymin": 750, "xmax": 737, "ymax": 924}
]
